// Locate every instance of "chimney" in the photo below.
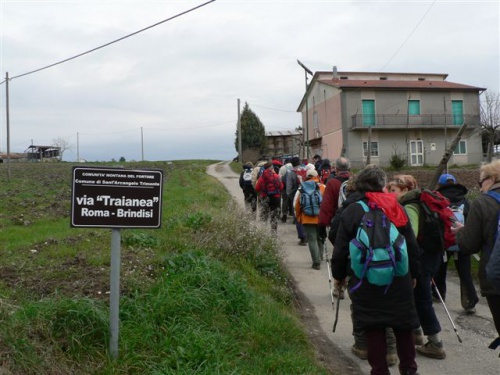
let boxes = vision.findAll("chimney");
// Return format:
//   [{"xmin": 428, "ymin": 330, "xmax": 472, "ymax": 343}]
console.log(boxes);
[{"xmin": 332, "ymin": 66, "xmax": 338, "ymax": 79}]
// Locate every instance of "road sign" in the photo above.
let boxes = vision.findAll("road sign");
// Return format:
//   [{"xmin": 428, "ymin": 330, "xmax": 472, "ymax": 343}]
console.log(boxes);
[{"xmin": 71, "ymin": 166, "xmax": 163, "ymax": 228}]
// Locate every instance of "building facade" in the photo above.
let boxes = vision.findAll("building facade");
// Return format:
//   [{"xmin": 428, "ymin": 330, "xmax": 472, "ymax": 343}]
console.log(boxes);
[
  {"xmin": 265, "ymin": 130, "xmax": 302, "ymax": 160},
  {"xmin": 297, "ymin": 69, "xmax": 485, "ymax": 168}
]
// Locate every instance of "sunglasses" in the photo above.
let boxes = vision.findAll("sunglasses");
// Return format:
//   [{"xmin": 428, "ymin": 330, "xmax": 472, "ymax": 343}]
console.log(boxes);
[{"xmin": 478, "ymin": 177, "xmax": 490, "ymax": 188}]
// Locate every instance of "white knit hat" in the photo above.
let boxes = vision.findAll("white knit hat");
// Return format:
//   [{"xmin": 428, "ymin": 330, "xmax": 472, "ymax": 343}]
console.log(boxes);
[
  {"xmin": 306, "ymin": 169, "xmax": 318, "ymax": 178},
  {"xmin": 305, "ymin": 163, "xmax": 315, "ymax": 171}
]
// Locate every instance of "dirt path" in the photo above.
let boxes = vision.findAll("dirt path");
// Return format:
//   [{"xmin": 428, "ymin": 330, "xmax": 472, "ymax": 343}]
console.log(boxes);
[{"xmin": 207, "ymin": 162, "xmax": 499, "ymax": 375}]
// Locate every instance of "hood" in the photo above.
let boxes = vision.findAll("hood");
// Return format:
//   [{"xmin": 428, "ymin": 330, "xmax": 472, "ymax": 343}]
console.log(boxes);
[
  {"xmin": 437, "ymin": 183, "xmax": 468, "ymax": 204},
  {"xmin": 365, "ymin": 192, "xmax": 408, "ymax": 227},
  {"xmin": 399, "ymin": 188, "xmax": 421, "ymax": 204},
  {"xmin": 341, "ymin": 191, "xmax": 365, "ymax": 208}
]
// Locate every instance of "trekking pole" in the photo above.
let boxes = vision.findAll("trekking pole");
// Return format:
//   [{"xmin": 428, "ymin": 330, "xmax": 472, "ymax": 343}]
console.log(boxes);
[
  {"xmin": 333, "ymin": 290, "xmax": 341, "ymax": 332},
  {"xmin": 324, "ymin": 239, "xmax": 342, "ymax": 332},
  {"xmin": 323, "ymin": 239, "xmax": 335, "ymax": 313},
  {"xmin": 431, "ymin": 278, "xmax": 463, "ymax": 343}
]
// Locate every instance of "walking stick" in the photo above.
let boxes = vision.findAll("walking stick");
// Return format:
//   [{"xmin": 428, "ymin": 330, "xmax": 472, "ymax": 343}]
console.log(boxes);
[
  {"xmin": 323, "ymin": 239, "xmax": 335, "ymax": 313},
  {"xmin": 431, "ymin": 278, "xmax": 463, "ymax": 343},
  {"xmin": 333, "ymin": 291, "xmax": 341, "ymax": 332},
  {"xmin": 323, "ymin": 239, "xmax": 342, "ymax": 332}
]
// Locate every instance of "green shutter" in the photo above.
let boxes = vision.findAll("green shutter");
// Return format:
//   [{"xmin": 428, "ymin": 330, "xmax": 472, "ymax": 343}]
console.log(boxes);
[
  {"xmin": 408, "ymin": 100, "xmax": 420, "ymax": 115},
  {"xmin": 452, "ymin": 100, "xmax": 463, "ymax": 125},
  {"xmin": 362, "ymin": 100, "xmax": 375, "ymax": 126}
]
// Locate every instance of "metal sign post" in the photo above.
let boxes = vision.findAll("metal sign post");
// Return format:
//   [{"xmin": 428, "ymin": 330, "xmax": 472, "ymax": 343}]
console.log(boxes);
[{"xmin": 110, "ymin": 228, "xmax": 121, "ymax": 358}]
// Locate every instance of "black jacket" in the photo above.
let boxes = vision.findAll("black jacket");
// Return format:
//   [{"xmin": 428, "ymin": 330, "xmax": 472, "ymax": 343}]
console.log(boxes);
[{"xmin": 331, "ymin": 195, "xmax": 420, "ymax": 330}]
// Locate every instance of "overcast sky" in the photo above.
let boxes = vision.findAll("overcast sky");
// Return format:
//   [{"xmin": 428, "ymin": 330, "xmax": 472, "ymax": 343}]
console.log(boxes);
[{"xmin": 0, "ymin": 0, "xmax": 498, "ymax": 162}]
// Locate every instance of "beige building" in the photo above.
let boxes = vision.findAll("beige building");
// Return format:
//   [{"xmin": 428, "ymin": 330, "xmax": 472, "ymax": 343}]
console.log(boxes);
[
  {"xmin": 297, "ymin": 68, "xmax": 485, "ymax": 168},
  {"xmin": 265, "ymin": 130, "xmax": 302, "ymax": 160}
]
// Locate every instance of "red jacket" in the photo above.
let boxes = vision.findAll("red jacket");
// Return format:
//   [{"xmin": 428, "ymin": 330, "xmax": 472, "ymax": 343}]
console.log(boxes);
[{"xmin": 318, "ymin": 171, "xmax": 351, "ymax": 226}]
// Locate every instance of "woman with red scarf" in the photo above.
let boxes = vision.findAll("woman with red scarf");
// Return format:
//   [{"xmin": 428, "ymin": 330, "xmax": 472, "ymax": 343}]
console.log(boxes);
[{"xmin": 332, "ymin": 165, "xmax": 421, "ymax": 375}]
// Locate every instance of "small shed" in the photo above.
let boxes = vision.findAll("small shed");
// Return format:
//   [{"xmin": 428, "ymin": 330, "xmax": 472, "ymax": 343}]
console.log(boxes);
[{"xmin": 25, "ymin": 145, "xmax": 61, "ymax": 162}]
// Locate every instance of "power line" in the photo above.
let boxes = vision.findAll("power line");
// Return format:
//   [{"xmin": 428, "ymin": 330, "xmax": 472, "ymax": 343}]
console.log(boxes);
[
  {"xmin": 248, "ymin": 102, "xmax": 297, "ymax": 113},
  {"xmin": 144, "ymin": 120, "xmax": 235, "ymax": 131},
  {"xmin": 379, "ymin": 0, "xmax": 437, "ymax": 72},
  {"xmin": 6, "ymin": 0, "xmax": 216, "ymax": 82}
]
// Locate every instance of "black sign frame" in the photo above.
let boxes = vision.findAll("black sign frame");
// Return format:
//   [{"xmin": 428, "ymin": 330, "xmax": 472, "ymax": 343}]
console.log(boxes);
[{"xmin": 71, "ymin": 166, "xmax": 163, "ymax": 228}]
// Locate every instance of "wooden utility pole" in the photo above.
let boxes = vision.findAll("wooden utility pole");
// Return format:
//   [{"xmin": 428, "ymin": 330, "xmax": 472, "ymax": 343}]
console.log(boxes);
[
  {"xmin": 426, "ymin": 123, "xmax": 469, "ymax": 189},
  {"xmin": 5, "ymin": 72, "xmax": 11, "ymax": 181},
  {"xmin": 237, "ymin": 98, "xmax": 242, "ymax": 163}
]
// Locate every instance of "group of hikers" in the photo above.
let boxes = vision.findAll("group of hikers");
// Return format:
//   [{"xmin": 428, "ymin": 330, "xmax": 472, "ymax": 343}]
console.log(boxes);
[{"xmin": 239, "ymin": 155, "xmax": 500, "ymax": 375}]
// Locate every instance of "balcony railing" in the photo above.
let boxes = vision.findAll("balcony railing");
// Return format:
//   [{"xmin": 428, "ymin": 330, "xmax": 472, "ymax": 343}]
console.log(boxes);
[{"xmin": 350, "ymin": 114, "xmax": 480, "ymax": 130}]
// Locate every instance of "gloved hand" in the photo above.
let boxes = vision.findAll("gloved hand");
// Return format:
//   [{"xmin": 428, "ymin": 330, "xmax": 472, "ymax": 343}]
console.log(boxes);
[{"xmin": 318, "ymin": 225, "xmax": 327, "ymax": 241}]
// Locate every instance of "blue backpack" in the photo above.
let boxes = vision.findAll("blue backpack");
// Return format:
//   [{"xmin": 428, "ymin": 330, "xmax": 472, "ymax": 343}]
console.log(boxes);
[
  {"xmin": 299, "ymin": 181, "xmax": 322, "ymax": 216},
  {"xmin": 349, "ymin": 201, "xmax": 409, "ymax": 293}
]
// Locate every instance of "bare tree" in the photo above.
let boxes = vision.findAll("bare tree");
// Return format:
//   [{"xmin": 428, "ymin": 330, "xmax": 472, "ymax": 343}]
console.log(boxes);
[
  {"xmin": 481, "ymin": 91, "xmax": 500, "ymax": 162},
  {"xmin": 52, "ymin": 137, "xmax": 73, "ymax": 161}
]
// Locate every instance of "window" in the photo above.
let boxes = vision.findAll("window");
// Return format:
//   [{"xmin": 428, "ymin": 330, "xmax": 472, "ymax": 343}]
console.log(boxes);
[
  {"xmin": 363, "ymin": 141, "xmax": 379, "ymax": 157},
  {"xmin": 453, "ymin": 140, "xmax": 467, "ymax": 155},
  {"xmin": 313, "ymin": 111, "xmax": 319, "ymax": 129},
  {"xmin": 452, "ymin": 100, "xmax": 464, "ymax": 125},
  {"xmin": 362, "ymin": 100, "xmax": 375, "ymax": 126},
  {"xmin": 408, "ymin": 100, "xmax": 420, "ymax": 115}
]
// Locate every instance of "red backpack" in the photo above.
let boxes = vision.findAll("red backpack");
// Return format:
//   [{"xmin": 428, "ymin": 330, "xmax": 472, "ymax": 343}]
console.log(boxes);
[
  {"xmin": 262, "ymin": 172, "xmax": 282, "ymax": 196},
  {"xmin": 404, "ymin": 189, "xmax": 455, "ymax": 252}
]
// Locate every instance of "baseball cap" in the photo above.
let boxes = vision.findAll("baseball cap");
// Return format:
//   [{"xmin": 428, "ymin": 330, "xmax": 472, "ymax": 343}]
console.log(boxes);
[{"xmin": 438, "ymin": 173, "xmax": 456, "ymax": 185}]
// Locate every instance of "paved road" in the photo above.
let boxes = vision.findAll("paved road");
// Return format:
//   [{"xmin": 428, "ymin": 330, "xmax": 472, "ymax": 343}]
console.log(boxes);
[{"xmin": 207, "ymin": 161, "xmax": 499, "ymax": 375}]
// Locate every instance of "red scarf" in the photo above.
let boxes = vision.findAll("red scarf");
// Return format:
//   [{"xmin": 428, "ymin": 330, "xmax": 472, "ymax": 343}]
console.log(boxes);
[{"xmin": 365, "ymin": 192, "xmax": 408, "ymax": 227}]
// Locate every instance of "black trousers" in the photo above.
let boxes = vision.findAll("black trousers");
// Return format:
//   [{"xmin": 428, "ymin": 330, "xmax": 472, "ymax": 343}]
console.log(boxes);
[{"xmin": 260, "ymin": 196, "xmax": 281, "ymax": 233}]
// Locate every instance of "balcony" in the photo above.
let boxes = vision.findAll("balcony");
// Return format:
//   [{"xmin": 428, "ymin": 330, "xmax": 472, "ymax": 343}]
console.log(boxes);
[{"xmin": 350, "ymin": 114, "xmax": 480, "ymax": 130}]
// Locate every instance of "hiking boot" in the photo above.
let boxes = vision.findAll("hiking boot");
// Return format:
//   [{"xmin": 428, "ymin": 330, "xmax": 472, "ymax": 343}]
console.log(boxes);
[
  {"xmin": 416, "ymin": 341, "xmax": 446, "ymax": 359},
  {"xmin": 386, "ymin": 353, "xmax": 397, "ymax": 367},
  {"xmin": 399, "ymin": 370, "xmax": 420, "ymax": 375},
  {"xmin": 298, "ymin": 238, "xmax": 308, "ymax": 246},
  {"xmin": 312, "ymin": 263, "xmax": 321, "ymax": 270},
  {"xmin": 464, "ymin": 306, "xmax": 476, "ymax": 315},
  {"xmin": 351, "ymin": 345, "xmax": 367, "ymax": 360},
  {"xmin": 463, "ymin": 297, "xmax": 479, "ymax": 315}
]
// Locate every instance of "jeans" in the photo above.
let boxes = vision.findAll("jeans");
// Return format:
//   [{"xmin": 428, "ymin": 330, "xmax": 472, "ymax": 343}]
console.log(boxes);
[
  {"xmin": 433, "ymin": 250, "xmax": 479, "ymax": 309},
  {"xmin": 303, "ymin": 224, "xmax": 322, "ymax": 265},
  {"xmin": 414, "ymin": 251, "xmax": 442, "ymax": 336},
  {"xmin": 366, "ymin": 328, "xmax": 418, "ymax": 375}
]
